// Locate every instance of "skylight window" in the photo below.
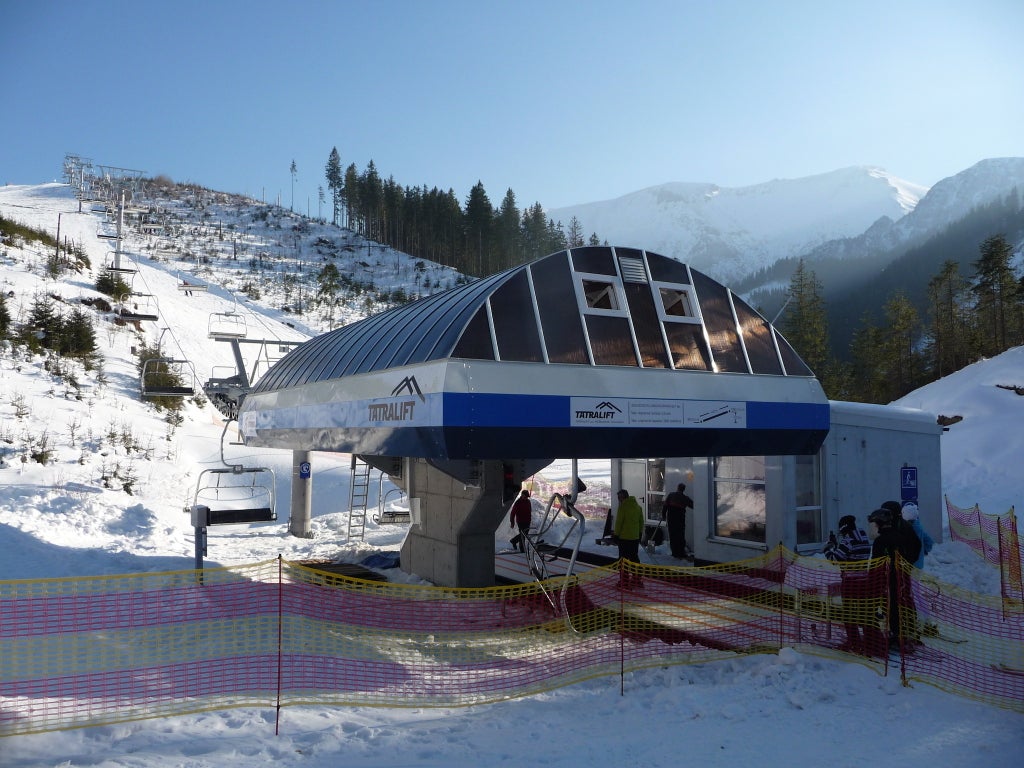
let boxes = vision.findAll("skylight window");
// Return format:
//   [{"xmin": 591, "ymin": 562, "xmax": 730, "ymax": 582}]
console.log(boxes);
[{"xmin": 582, "ymin": 279, "xmax": 619, "ymax": 310}]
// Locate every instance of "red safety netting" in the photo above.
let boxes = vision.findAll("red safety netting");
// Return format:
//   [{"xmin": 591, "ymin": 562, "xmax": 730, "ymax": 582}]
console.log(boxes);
[
  {"xmin": 945, "ymin": 496, "xmax": 1023, "ymax": 612},
  {"xmin": 1, "ymin": 548, "xmax": 1021, "ymax": 738}
]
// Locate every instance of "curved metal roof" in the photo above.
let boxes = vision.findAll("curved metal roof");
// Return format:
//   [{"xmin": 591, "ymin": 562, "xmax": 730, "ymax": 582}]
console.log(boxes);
[
  {"xmin": 240, "ymin": 247, "xmax": 829, "ymax": 459},
  {"xmin": 254, "ymin": 246, "xmax": 812, "ymax": 392}
]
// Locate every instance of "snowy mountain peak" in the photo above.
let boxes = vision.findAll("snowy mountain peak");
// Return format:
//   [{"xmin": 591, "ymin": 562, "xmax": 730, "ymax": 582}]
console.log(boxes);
[{"xmin": 549, "ymin": 166, "xmax": 927, "ymax": 283}]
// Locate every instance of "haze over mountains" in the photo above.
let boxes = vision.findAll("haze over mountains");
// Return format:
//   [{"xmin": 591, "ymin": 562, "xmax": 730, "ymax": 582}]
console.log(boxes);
[{"xmin": 552, "ymin": 158, "xmax": 1024, "ymax": 285}]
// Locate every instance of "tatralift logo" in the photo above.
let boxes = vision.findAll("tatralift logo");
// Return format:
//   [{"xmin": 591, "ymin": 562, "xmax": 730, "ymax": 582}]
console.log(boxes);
[
  {"xmin": 570, "ymin": 398, "xmax": 627, "ymax": 426},
  {"xmin": 368, "ymin": 376, "xmax": 426, "ymax": 423}
]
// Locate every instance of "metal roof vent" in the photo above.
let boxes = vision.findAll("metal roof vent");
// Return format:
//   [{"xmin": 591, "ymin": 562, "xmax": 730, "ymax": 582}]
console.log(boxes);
[{"xmin": 617, "ymin": 254, "xmax": 648, "ymax": 283}]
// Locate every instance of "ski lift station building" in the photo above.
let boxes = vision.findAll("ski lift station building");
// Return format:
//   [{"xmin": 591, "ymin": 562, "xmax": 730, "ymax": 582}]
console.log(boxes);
[{"xmin": 238, "ymin": 246, "xmax": 942, "ymax": 586}]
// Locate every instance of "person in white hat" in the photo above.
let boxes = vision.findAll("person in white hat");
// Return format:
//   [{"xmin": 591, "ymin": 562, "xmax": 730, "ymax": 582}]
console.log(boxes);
[{"xmin": 900, "ymin": 502, "xmax": 934, "ymax": 570}]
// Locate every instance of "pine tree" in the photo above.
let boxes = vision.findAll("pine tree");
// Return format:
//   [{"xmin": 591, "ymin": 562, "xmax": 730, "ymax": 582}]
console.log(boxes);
[
  {"xmin": 0, "ymin": 292, "xmax": 10, "ymax": 339},
  {"xmin": 464, "ymin": 181, "xmax": 494, "ymax": 276},
  {"xmin": 972, "ymin": 234, "xmax": 1020, "ymax": 356},
  {"xmin": 325, "ymin": 148, "xmax": 343, "ymax": 226},
  {"xmin": 925, "ymin": 260, "xmax": 973, "ymax": 377},
  {"xmin": 779, "ymin": 261, "xmax": 829, "ymax": 376},
  {"xmin": 566, "ymin": 216, "xmax": 585, "ymax": 248},
  {"xmin": 495, "ymin": 188, "xmax": 522, "ymax": 271}
]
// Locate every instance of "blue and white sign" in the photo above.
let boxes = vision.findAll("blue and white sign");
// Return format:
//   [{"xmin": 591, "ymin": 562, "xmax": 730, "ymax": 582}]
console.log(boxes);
[
  {"xmin": 900, "ymin": 465, "xmax": 918, "ymax": 502},
  {"xmin": 299, "ymin": 461, "xmax": 312, "ymax": 480}
]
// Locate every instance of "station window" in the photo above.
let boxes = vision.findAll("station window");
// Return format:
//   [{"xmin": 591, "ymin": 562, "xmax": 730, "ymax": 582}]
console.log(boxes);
[
  {"xmin": 794, "ymin": 454, "xmax": 823, "ymax": 546},
  {"xmin": 658, "ymin": 286, "xmax": 697, "ymax": 320},
  {"xmin": 713, "ymin": 456, "xmax": 766, "ymax": 545},
  {"xmin": 582, "ymin": 278, "xmax": 620, "ymax": 311}
]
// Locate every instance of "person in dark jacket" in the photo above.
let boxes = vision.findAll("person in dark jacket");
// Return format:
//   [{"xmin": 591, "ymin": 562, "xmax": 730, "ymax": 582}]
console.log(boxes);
[
  {"xmin": 868, "ymin": 506, "xmax": 916, "ymax": 650},
  {"xmin": 508, "ymin": 490, "xmax": 532, "ymax": 553},
  {"xmin": 824, "ymin": 514, "xmax": 879, "ymax": 654},
  {"xmin": 663, "ymin": 483, "xmax": 694, "ymax": 559}
]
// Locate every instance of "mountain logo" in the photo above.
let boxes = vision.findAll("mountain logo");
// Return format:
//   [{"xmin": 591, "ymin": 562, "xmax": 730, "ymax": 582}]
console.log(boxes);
[
  {"xmin": 572, "ymin": 399, "xmax": 626, "ymax": 424},
  {"xmin": 391, "ymin": 376, "xmax": 426, "ymax": 402}
]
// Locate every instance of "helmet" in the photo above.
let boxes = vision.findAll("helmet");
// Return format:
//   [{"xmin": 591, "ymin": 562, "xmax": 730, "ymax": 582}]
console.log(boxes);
[{"xmin": 868, "ymin": 508, "xmax": 892, "ymax": 527}]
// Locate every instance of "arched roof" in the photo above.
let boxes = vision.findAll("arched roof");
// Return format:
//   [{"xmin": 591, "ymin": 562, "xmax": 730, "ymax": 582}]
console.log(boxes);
[
  {"xmin": 254, "ymin": 246, "xmax": 812, "ymax": 390},
  {"xmin": 240, "ymin": 247, "xmax": 828, "ymax": 460}
]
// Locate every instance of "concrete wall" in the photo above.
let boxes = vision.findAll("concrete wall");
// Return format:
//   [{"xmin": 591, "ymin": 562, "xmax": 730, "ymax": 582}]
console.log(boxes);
[{"xmin": 398, "ymin": 459, "xmax": 509, "ymax": 587}]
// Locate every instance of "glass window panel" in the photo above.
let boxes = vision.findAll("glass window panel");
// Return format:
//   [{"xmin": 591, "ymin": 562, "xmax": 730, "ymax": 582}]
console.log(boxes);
[
  {"xmin": 714, "ymin": 481, "xmax": 766, "ymax": 543},
  {"xmin": 796, "ymin": 508, "xmax": 823, "ymax": 545},
  {"xmin": 794, "ymin": 455, "xmax": 820, "ymax": 507},
  {"xmin": 646, "ymin": 252, "xmax": 690, "ymax": 283},
  {"xmin": 491, "ymin": 270, "xmax": 544, "ymax": 362},
  {"xmin": 795, "ymin": 455, "xmax": 822, "ymax": 545},
  {"xmin": 660, "ymin": 287, "xmax": 695, "ymax": 318},
  {"xmin": 452, "ymin": 307, "xmax": 495, "ymax": 360},
  {"xmin": 690, "ymin": 270, "xmax": 747, "ymax": 373},
  {"xmin": 774, "ymin": 328, "xmax": 814, "ymax": 376},
  {"xmin": 582, "ymin": 279, "xmax": 619, "ymax": 310},
  {"xmin": 570, "ymin": 246, "xmax": 616, "ymax": 276},
  {"xmin": 532, "ymin": 257, "xmax": 589, "ymax": 364},
  {"xmin": 716, "ymin": 455, "xmax": 765, "ymax": 482},
  {"xmin": 624, "ymin": 283, "xmax": 669, "ymax": 368},
  {"xmin": 733, "ymin": 297, "xmax": 784, "ymax": 375},
  {"xmin": 585, "ymin": 314, "xmax": 638, "ymax": 366},
  {"xmin": 663, "ymin": 323, "xmax": 711, "ymax": 370}
]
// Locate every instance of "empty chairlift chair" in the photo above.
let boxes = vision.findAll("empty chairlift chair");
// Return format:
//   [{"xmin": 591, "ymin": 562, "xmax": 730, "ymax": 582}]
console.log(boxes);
[
  {"xmin": 208, "ymin": 310, "xmax": 247, "ymax": 339},
  {"xmin": 192, "ymin": 465, "xmax": 277, "ymax": 525},
  {"xmin": 141, "ymin": 357, "xmax": 197, "ymax": 397}
]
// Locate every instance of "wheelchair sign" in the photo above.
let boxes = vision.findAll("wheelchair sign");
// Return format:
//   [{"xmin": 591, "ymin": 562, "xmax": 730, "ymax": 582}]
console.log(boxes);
[{"xmin": 900, "ymin": 466, "xmax": 918, "ymax": 502}]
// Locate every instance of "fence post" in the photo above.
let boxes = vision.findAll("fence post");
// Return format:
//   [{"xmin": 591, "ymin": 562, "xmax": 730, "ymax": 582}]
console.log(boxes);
[{"xmin": 275, "ymin": 555, "xmax": 284, "ymax": 735}]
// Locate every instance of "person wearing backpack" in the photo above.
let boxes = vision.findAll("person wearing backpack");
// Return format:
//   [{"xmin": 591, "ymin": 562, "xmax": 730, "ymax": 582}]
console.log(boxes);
[
  {"xmin": 823, "ymin": 514, "xmax": 878, "ymax": 654},
  {"xmin": 869, "ymin": 506, "xmax": 920, "ymax": 651},
  {"xmin": 900, "ymin": 502, "xmax": 934, "ymax": 569},
  {"xmin": 882, "ymin": 499, "xmax": 922, "ymax": 566}
]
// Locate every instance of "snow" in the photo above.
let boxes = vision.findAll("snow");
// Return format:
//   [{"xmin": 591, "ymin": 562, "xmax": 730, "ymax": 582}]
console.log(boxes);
[
  {"xmin": 548, "ymin": 166, "xmax": 927, "ymax": 283},
  {"xmin": 1, "ymin": 183, "xmax": 1022, "ymax": 766}
]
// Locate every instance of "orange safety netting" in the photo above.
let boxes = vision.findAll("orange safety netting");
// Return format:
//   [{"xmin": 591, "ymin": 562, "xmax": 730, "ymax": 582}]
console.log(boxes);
[
  {"xmin": 1, "ymin": 547, "xmax": 1021, "ymax": 737},
  {"xmin": 945, "ymin": 496, "xmax": 1023, "ymax": 612}
]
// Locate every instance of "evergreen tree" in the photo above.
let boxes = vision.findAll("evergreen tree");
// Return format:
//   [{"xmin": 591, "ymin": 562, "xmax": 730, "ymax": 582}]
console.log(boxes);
[
  {"xmin": 778, "ymin": 260, "xmax": 829, "ymax": 377},
  {"xmin": 325, "ymin": 148, "xmax": 343, "ymax": 226},
  {"xmin": 0, "ymin": 292, "xmax": 10, "ymax": 339},
  {"xmin": 360, "ymin": 160, "xmax": 384, "ymax": 241},
  {"xmin": 289, "ymin": 159, "xmax": 297, "ymax": 212},
  {"xmin": 343, "ymin": 163, "xmax": 360, "ymax": 232},
  {"xmin": 464, "ymin": 181, "xmax": 494, "ymax": 276},
  {"xmin": 924, "ymin": 260, "xmax": 973, "ymax": 377},
  {"xmin": 971, "ymin": 234, "xmax": 1020, "ymax": 356},
  {"xmin": 495, "ymin": 188, "xmax": 522, "ymax": 271},
  {"xmin": 566, "ymin": 216, "xmax": 585, "ymax": 248}
]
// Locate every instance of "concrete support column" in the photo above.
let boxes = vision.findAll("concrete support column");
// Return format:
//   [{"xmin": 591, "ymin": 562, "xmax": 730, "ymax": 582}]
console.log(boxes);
[
  {"xmin": 400, "ymin": 459, "xmax": 509, "ymax": 587},
  {"xmin": 289, "ymin": 450, "xmax": 313, "ymax": 538}
]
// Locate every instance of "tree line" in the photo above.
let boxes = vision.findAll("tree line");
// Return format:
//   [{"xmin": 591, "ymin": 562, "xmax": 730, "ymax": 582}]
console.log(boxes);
[
  {"xmin": 780, "ymin": 234, "xmax": 1024, "ymax": 403},
  {"xmin": 321, "ymin": 147, "xmax": 598, "ymax": 277}
]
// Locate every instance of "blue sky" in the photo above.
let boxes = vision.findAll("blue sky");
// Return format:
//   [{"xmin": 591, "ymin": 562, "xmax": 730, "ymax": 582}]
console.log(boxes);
[{"xmin": 2, "ymin": 0, "xmax": 1023, "ymax": 211}]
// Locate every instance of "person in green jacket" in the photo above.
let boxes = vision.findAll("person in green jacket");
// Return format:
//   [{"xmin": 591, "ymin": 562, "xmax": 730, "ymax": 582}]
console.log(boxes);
[{"xmin": 614, "ymin": 489, "xmax": 644, "ymax": 587}]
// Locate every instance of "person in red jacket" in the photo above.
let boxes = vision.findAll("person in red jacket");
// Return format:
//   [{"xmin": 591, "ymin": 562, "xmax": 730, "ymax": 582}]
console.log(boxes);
[{"xmin": 508, "ymin": 490, "xmax": 532, "ymax": 553}]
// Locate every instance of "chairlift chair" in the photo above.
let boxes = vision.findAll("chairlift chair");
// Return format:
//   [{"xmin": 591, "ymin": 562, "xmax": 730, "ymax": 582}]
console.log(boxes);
[
  {"xmin": 116, "ymin": 292, "xmax": 159, "ymax": 322},
  {"xmin": 208, "ymin": 310, "xmax": 247, "ymax": 339},
  {"xmin": 192, "ymin": 465, "xmax": 277, "ymax": 525},
  {"xmin": 104, "ymin": 253, "xmax": 137, "ymax": 274},
  {"xmin": 176, "ymin": 271, "xmax": 208, "ymax": 294},
  {"xmin": 141, "ymin": 357, "xmax": 197, "ymax": 397}
]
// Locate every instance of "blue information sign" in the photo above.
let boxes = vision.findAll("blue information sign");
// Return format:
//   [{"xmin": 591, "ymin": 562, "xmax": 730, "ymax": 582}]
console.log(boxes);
[
  {"xmin": 900, "ymin": 466, "xmax": 918, "ymax": 502},
  {"xmin": 299, "ymin": 461, "xmax": 312, "ymax": 479}
]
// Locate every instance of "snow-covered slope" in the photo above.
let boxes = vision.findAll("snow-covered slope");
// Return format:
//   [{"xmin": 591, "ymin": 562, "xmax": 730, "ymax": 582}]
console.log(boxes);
[{"xmin": 549, "ymin": 166, "xmax": 927, "ymax": 283}]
